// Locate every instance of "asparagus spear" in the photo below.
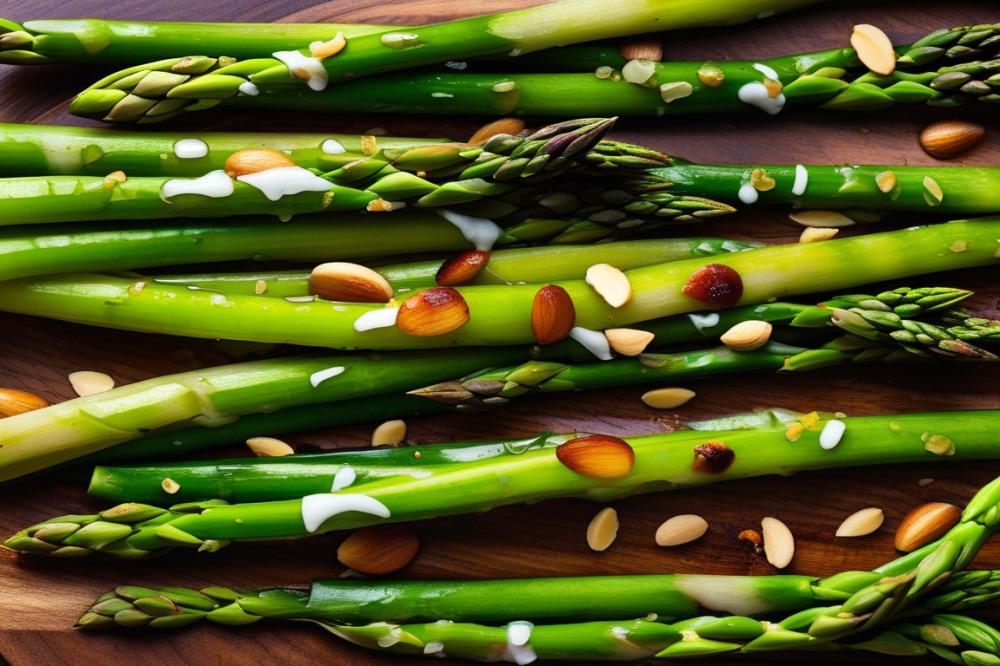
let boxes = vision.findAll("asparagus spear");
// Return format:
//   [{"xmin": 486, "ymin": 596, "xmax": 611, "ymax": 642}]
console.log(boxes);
[{"xmin": 8, "ymin": 410, "xmax": 1000, "ymax": 557}]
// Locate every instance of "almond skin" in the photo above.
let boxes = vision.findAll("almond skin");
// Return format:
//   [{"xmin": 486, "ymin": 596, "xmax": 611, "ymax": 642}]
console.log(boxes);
[
  {"xmin": 895, "ymin": 502, "xmax": 961, "ymax": 552},
  {"xmin": 682, "ymin": 263, "xmax": 743, "ymax": 308},
  {"xmin": 224, "ymin": 148, "xmax": 297, "ymax": 178},
  {"xmin": 920, "ymin": 120, "xmax": 986, "ymax": 159},
  {"xmin": 556, "ymin": 434, "xmax": 635, "ymax": 479},
  {"xmin": 619, "ymin": 38, "xmax": 663, "ymax": 62},
  {"xmin": 585, "ymin": 263, "xmax": 632, "ymax": 308},
  {"xmin": 436, "ymin": 250, "xmax": 490, "ymax": 286},
  {"xmin": 0, "ymin": 388, "xmax": 49, "ymax": 417},
  {"xmin": 655, "ymin": 514, "xmax": 708, "ymax": 547},
  {"xmin": 337, "ymin": 524, "xmax": 420, "ymax": 575},
  {"xmin": 468, "ymin": 117, "xmax": 526, "ymax": 146},
  {"xmin": 396, "ymin": 287, "xmax": 470, "ymax": 336},
  {"xmin": 531, "ymin": 284, "xmax": 576, "ymax": 345},
  {"xmin": 309, "ymin": 262, "xmax": 394, "ymax": 303},
  {"xmin": 604, "ymin": 328, "xmax": 654, "ymax": 356}
]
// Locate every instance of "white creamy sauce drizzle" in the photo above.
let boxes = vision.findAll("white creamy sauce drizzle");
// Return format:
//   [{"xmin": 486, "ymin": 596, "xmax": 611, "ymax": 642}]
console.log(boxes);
[
  {"xmin": 375, "ymin": 623, "xmax": 402, "ymax": 648},
  {"xmin": 437, "ymin": 209, "xmax": 502, "ymax": 252},
  {"xmin": 569, "ymin": 326, "xmax": 613, "ymax": 361},
  {"xmin": 674, "ymin": 575, "xmax": 778, "ymax": 616},
  {"xmin": 737, "ymin": 181, "xmax": 759, "ymax": 204},
  {"xmin": 331, "ymin": 465, "xmax": 356, "ymax": 492},
  {"xmin": 273, "ymin": 50, "xmax": 329, "ymax": 91},
  {"xmin": 309, "ymin": 366, "xmax": 345, "ymax": 387},
  {"xmin": 752, "ymin": 63, "xmax": 780, "ymax": 80},
  {"xmin": 792, "ymin": 164, "xmax": 809, "ymax": 196},
  {"xmin": 173, "ymin": 138, "xmax": 208, "ymax": 159},
  {"xmin": 504, "ymin": 622, "xmax": 537, "ymax": 665},
  {"xmin": 161, "ymin": 170, "xmax": 235, "ymax": 199},
  {"xmin": 238, "ymin": 81, "xmax": 260, "ymax": 96},
  {"xmin": 300, "ymin": 493, "xmax": 391, "ymax": 532},
  {"xmin": 738, "ymin": 63, "xmax": 785, "ymax": 115},
  {"xmin": 321, "ymin": 139, "xmax": 346, "ymax": 154},
  {"xmin": 819, "ymin": 419, "xmax": 847, "ymax": 450},
  {"xmin": 353, "ymin": 306, "xmax": 399, "ymax": 332},
  {"xmin": 237, "ymin": 166, "xmax": 331, "ymax": 201},
  {"xmin": 688, "ymin": 312, "xmax": 721, "ymax": 333}
]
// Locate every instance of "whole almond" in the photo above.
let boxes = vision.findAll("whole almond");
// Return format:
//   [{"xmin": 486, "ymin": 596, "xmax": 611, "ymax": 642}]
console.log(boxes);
[
  {"xmin": 0, "ymin": 388, "xmax": 49, "ymax": 417},
  {"xmin": 337, "ymin": 524, "xmax": 420, "ymax": 575},
  {"xmin": 788, "ymin": 210, "xmax": 856, "ymax": 228},
  {"xmin": 556, "ymin": 434, "xmax": 635, "ymax": 479},
  {"xmin": 586, "ymin": 507, "xmax": 619, "ymax": 552},
  {"xmin": 436, "ymin": 250, "xmax": 490, "ymax": 286},
  {"xmin": 372, "ymin": 419, "xmax": 407, "ymax": 447},
  {"xmin": 246, "ymin": 436, "xmax": 295, "ymax": 457},
  {"xmin": 851, "ymin": 24, "xmax": 896, "ymax": 75},
  {"xmin": 920, "ymin": 120, "xmax": 986, "ymax": 159},
  {"xmin": 604, "ymin": 328, "xmax": 654, "ymax": 356},
  {"xmin": 531, "ymin": 284, "xmax": 576, "ymax": 345},
  {"xmin": 224, "ymin": 148, "xmax": 297, "ymax": 178},
  {"xmin": 468, "ymin": 117, "xmax": 526, "ymax": 146},
  {"xmin": 641, "ymin": 387, "xmax": 696, "ymax": 409},
  {"xmin": 895, "ymin": 502, "xmax": 960, "ymax": 552},
  {"xmin": 309, "ymin": 262, "xmax": 393, "ymax": 303},
  {"xmin": 619, "ymin": 38, "xmax": 662, "ymax": 62},
  {"xmin": 68, "ymin": 371, "xmax": 115, "ymax": 397},
  {"xmin": 655, "ymin": 514, "xmax": 708, "ymax": 547},
  {"xmin": 396, "ymin": 287, "xmax": 470, "ymax": 336},
  {"xmin": 761, "ymin": 516, "xmax": 795, "ymax": 569},
  {"xmin": 720, "ymin": 320, "xmax": 772, "ymax": 351},
  {"xmin": 585, "ymin": 264, "xmax": 632, "ymax": 308},
  {"xmin": 836, "ymin": 507, "xmax": 884, "ymax": 537}
]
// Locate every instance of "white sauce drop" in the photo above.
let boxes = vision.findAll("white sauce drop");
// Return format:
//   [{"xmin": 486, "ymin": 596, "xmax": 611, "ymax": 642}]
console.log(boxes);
[
  {"xmin": 819, "ymin": 419, "xmax": 846, "ymax": 450},
  {"xmin": 611, "ymin": 626, "xmax": 629, "ymax": 639},
  {"xmin": 273, "ymin": 50, "xmax": 329, "ymax": 91},
  {"xmin": 792, "ymin": 165, "xmax": 809, "ymax": 196},
  {"xmin": 423, "ymin": 642, "xmax": 445, "ymax": 655},
  {"xmin": 505, "ymin": 622, "xmax": 537, "ymax": 665},
  {"xmin": 173, "ymin": 138, "xmax": 208, "ymax": 159},
  {"xmin": 310, "ymin": 366, "xmax": 345, "ymax": 387},
  {"xmin": 569, "ymin": 326, "xmax": 613, "ymax": 361},
  {"xmin": 238, "ymin": 81, "xmax": 260, "ymax": 96},
  {"xmin": 300, "ymin": 493, "xmax": 391, "ymax": 532},
  {"xmin": 752, "ymin": 63, "xmax": 780, "ymax": 80},
  {"xmin": 738, "ymin": 182, "xmax": 759, "ymax": 204},
  {"xmin": 737, "ymin": 82, "xmax": 786, "ymax": 115},
  {"xmin": 688, "ymin": 312, "xmax": 720, "ymax": 333},
  {"xmin": 331, "ymin": 465, "xmax": 356, "ymax": 492},
  {"xmin": 321, "ymin": 139, "xmax": 346, "ymax": 154},
  {"xmin": 237, "ymin": 166, "xmax": 331, "ymax": 201},
  {"xmin": 437, "ymin": 209, "xmax": 502, "ymax": 252},
  {"xmin": 354, "ymin": 306, "xmax": 399, "ymax": 332},
  {"xmin": 161, "ymin": 170, "xmax": 234, "ymax": 199}
]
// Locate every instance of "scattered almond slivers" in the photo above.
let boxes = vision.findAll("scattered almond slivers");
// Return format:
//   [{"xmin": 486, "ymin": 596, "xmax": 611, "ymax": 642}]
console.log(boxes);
[
  {"xmin": 895, "ymin": 502, "xmax": 960, "ymax": 552},
  {"xmin": 850, "ymin": 24, "xmax": 896, "ymax": 76},
  {"xmin": 372, "ymin": 419, "xmax": 407, "ymax": 447},
  {"xmin": 641, "ymin": 387, "xmax": 695, "ymax": 410},
  {"xmin": 920, "ymin": 119, "xmax": 986, "ymax": 159},
  {"xmin": 604, "ymin": 328, "xmax": 654, "ymax": 356},
  {"xmin": 224, "ymin": 148, "xmax": 296, "ymax": 178},
  {"xmin": 556, "ymin": 434, "xmax": 635, "ymax": 479},
  {"xmin": 309, "ymin": 262, "xmax": 393, "ymax": 303},
  {"xmin": 337, "ymin": 524, "xmax": 420, "ymax": 575},
  {"xmin": 875, "ymin": 170, "xmax": 897, "ymax": 194},
  {"xmin": 246, "ymin": 436, "xmax": 294, "ymax": 457},
  {"xmin": 396, "ymin": 287, "xmax": 470, "ymax": 336},
  {"xmin": 800, "ymin": 227, "xmax": 839, "ymax": 244},
  {"xmin": 68, "ymin": 370, "xmax": 115, "ymax": 397},
  {"xmin": 835, "ymin": 507, "xmax": 884, "ymax": 537},
  {"xmin": 923, "ymin": 432, "xmax": 955, "ymax": 456},
  {"xmin": 586, "ymin": 507, "xmax": 619, "ymax": 552},
  {"xmin": 788, "ymin": 210, "xmax": 855, "ymax": 228},
  {"xmin": 468, "ymin": 117, "xmax": 526, "ymax": 146},
  {"xmin": 585, "ymin": 263, "xmax": 632, "ymax": 308},
  {"xmin": 161, "ymin": 477, "xmax": 180, "ymax": 494},
  {"xmin": 923, "ymin": 176, "xmax": 944, "ymax": 206},
  {"xmin": 531, "ymin": 284, "xmax": 576, "ymax": 345},
  {"xmin": 0, "ymin": 387, "xmax": 49, "ymax": 417},
  {"xmin": 309, "ymin": 32, "xmax": 347, "ymax": 60},
  {"xmin": 761, "ymin": 516, "xmax": 794, "ymax": 569},
  {"xmin": 655, "ymin": 514, "xmax": 708, "ymax": 547},
  {"xmin": 720, "ymin": 320, "xmax": 772, "ymax": 351}
]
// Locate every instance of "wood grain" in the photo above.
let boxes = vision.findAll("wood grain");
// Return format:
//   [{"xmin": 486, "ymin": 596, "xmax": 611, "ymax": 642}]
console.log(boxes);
[{"xmin": 0, "ymin": 1, "xmax": 999, "ymax": 664}]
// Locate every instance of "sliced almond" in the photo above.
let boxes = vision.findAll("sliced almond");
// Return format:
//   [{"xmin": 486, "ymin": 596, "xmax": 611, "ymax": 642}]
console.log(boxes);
[
  {"xmin": 875, "ymin": 171, "xmax": 897, "ymax": 193},
  {"xmin": 396, "ymin": 287, "xmax": 469, "ymax": 336},
  {"xmin": 749, "ymin": 168, "xmax": 775, "ymax": 192},
  {"xmin": 161, "ymin": 477, "xmax": 180, "ymax": 495},
  {"xmin": 696, "ymin": 63, "xmax": 725, "ymax": 88},
  {"xmin": 585, "ymin": 264, "xmax": 632, "ymax": 308},
  {"xmin": 659, "ymin": 81, "xmax": 693, "ymax": 103},
  {"xmin": 622, "ymin": 59, "xmax": 657, "ymax": 85},
  {"xmin": 920, "ymin": 120, "xmax": 985, "ymax": 159},
  {"xmin": 850, "ymin": 24, "xmax": 896, "ymax": 76},
  {"xmin": 68, "ymin": 371, "xmax": 115, "ymax": 397},
  {"xmin": 468, "ymin": 117, "xmax": 526, "ymax": 146},
  {"xmin": 604, "ymin": 328, "xmax": 654, "ymax": 356},
  {"xmin": 923, "ymin": 176, "xmax": 944, "ymax": 206},
  {"xmin": 799, "ymin": 227, "xmax": 839, "ymax": 244},
  {"xmin": 586, "ymin": 507, "xmax": 619, "ymax": 552},
  {"xmin": 309, "ymin": 262, "xmax": 393, "ymax": 303},
  {"xmin": 761, "ymin": 516, "xmax": 794, "ymax": 569},
  {"xmin": 254, "ymin": 280, "xmax": 268, "ymax": 295},
  {"xmin": 923, "ymin": 433, "xmax": 955, "ymax": 456},
  {"xmin": 246, "ymin": 436, "xmax": 294, "ymax": 457},
  {"xmin": 103, "ymin": 170, "xmax": 127, "ymax": 188},
  {"xmin": 224, "ymin": 148, "xmax": 296, "ymax": 178},
  {"xmin": 337, "ymin": 524, "xmax": 420, "ymax": 575},
  {"xmin": 556, "ymin": 434, "xmax": 635, "ymax": 479},
  {"xmin": 619, "ymin": 38, "xmax": 662, "ymax": 62},
  {"xmin": 372, "ymin": 419, "xmax": 407, "ymax": 447},
  {"xmin": 436, "ymin": 250, "xmax": 490, "ymax": 287},
  {"xmin": 788, "ymin": 210, "xmax": 856, "ymax": 228},
  {"xmin": 641, "ymin": 387, "xmax": 695, "ymax": 410},
  {"xmin": 655, "ymin": 514, "xmax": 708, "ymax": 547},
  {"xmin": 0, "ymin": 388, "xmax": 49, "ymax": 417},
  {"xmin": 309, "ymin": 32, "xmax": 347, "ymax": 60},
  {"xmin": 836, "ymin": 507, "xmax": 884, "ymax": 537},
  {"xmin": 531, "ymin": 284, "xmax": 575, "ymax": 345},
  {"xmin": 895, "ymin": 502, "xmax": 960, "ymax": 552},
  {"xmin": 720, "ymin": 320, "xmax": 772, "ymax": 351}
]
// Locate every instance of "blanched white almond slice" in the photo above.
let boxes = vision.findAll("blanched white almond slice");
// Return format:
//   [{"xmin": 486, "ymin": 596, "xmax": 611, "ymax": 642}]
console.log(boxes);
[
  {"xmin": 788, "ymin": 210, "xmax": 855, "ymax": 228},
  {"xmin": 761, "ymin": 516, "xmax": 794, "ymax": 569},
  {"xmin": 68, "ymin": 371, "xmax": 115, "ymax": 396},
  {"xmin": 800, "ymin": 227, "xmax": 839, "ymax": 243},
  {"xmin": 720, "ymin": 320, "xmax": 772, "ymax": 351},
  {"xmin": 586, "ymin": 507, "xmax": 619, "ymax": 552},
  {"xmin": 836, "ymin": 507, "xmax": 884, "ymax": 537},
  {"xmin": 851, "ymin": 24, "xmax": 896, "ymax": 76},
  {"xmin": 604, "ymin": 328, "xmax": 654, "ymax": 356},
  {"xmin": 246, "ymin": 436, "xmax": 295, "ymax": 457},
  {"xmin": 372, "ymin": 419, "xmax": 407, "ymax": 447},
  {"xmin": 585, "ymin": 264, "xmax": 632, "ymax": 308},
  {"xmin": 655, "ymin": 514, "xmax": 708, "ymax": 547},
  {"xmin": 642, "ymin": 387, "xmax": 696, "ymax": 409}
]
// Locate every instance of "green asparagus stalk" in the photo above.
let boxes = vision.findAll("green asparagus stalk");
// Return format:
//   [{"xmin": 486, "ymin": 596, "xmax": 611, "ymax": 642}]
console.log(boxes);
[{"xmin": 8, "ymin": 410, "xmax": 1000, "ymax": 558}]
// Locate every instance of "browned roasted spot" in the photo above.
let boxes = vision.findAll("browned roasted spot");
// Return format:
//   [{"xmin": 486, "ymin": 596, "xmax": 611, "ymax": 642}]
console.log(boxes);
[{"xmin": 692, "ymin": 440, "xmax": 734, "ymax": 474}]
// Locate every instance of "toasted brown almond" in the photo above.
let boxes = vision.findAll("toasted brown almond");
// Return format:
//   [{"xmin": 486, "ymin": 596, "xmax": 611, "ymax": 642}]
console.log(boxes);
[
  {"xmin": 920, "ymin": 119, "xmax": 986, "ymax": 159},
  {"xmin": 586, "ymin": 507, "xmax": 619, "ymax": 552},
  {"xmin": 224, "ymin": 148, "xmax": 297, "ymax": 178},
  {"xmin": 396, "ymin": 287, "xmax": 470, "ymax": 336},
  {"xmin": 683, "ymin": 263, "xmax": 743, "ymax": 308},
  {"xmin": 468, "ymin": 117, "xmax": 526, "ymax": 146},
  {"xmin": 641, "ymin": 387, "xmax": 695, "ymax": 410},
  {"xmin": 309, "ymin": 262, "xmax": 394, "ymax": 303},
  {"xmin": 556, "ymin": 434, "xmax": 635, "ymax": 479},
  {"xmin": 836, "ymin": 507, "xmax": 884, "ymax": 537},
  {"xmin": 161, "ymin": 477, "xmax": 180, "ymax": 494},
  {"xmin": 655, "ymin": 514, "xmax": 708, "ymax": 547},
  {"xmin": 436, "ymin": 250, "xmax": 490, "ymax": 286},
  {"xmin": 788, "ymin": 210, "xmax": 856, "ymax": 228},
  {"xmin": 895, "ymin": 502, "xmax": 960, "ymax": 552},
  {"xmin": 692, "ymin": 440, "xmax": 735, "ymax": 474},
  {"xmin": 246, "ymin": 436, "xmax": 294, "ymax": 457},
  {"xmin": 337, "ymin": 524, "xmax": 420, "ymax": 575},
  {"xmin": 851, "ymin": 24, "xmax": 896, "ymax": 75},
  {"xmin": 68, "ymin": 371, "xmax": 115, "ymax": 397},
  {"xmin": 0, "ymin": 388, "xmax": 49, "ymax": 417},
  {"xmin": 372, "ymin": 419, "xmax": 407, "ymax": 447},
  {"xmin": 738, "ymin": 529, "xmax": 762, "ymax": 546},
  {"xmin": 585, "ymin": 263, "xmax": 632, "ymax": 308},
  {"xmin": 619, "ymin": 38, "xmax": 662, "ymax": 62},
  {"xmin": 531, "ymin": 284, "xmax": 576, "ymax": 345},
  {"xmin": 604, "ymin": 328, "xmax": 654, "ymax": 356},
  {"xmin": 799, "ymin": 227, "xmax": 839, "ymax": 244},
  {"xmin": 309, "ymin": 32, "xmax": 347, "ymax": 60},
  {"xmin": 761, "ymin": 516, "xmax": 794, "ymax": 569},
  {"xmin": 720, "ymin": 320, "xmax": 772, "ymax": 351}
]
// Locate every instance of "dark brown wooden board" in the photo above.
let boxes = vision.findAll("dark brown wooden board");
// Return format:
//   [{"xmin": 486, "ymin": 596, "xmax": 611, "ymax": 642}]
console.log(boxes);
[{"xmin": 0, "ymin": 1, "xmax": 999, "ymax": 664}]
